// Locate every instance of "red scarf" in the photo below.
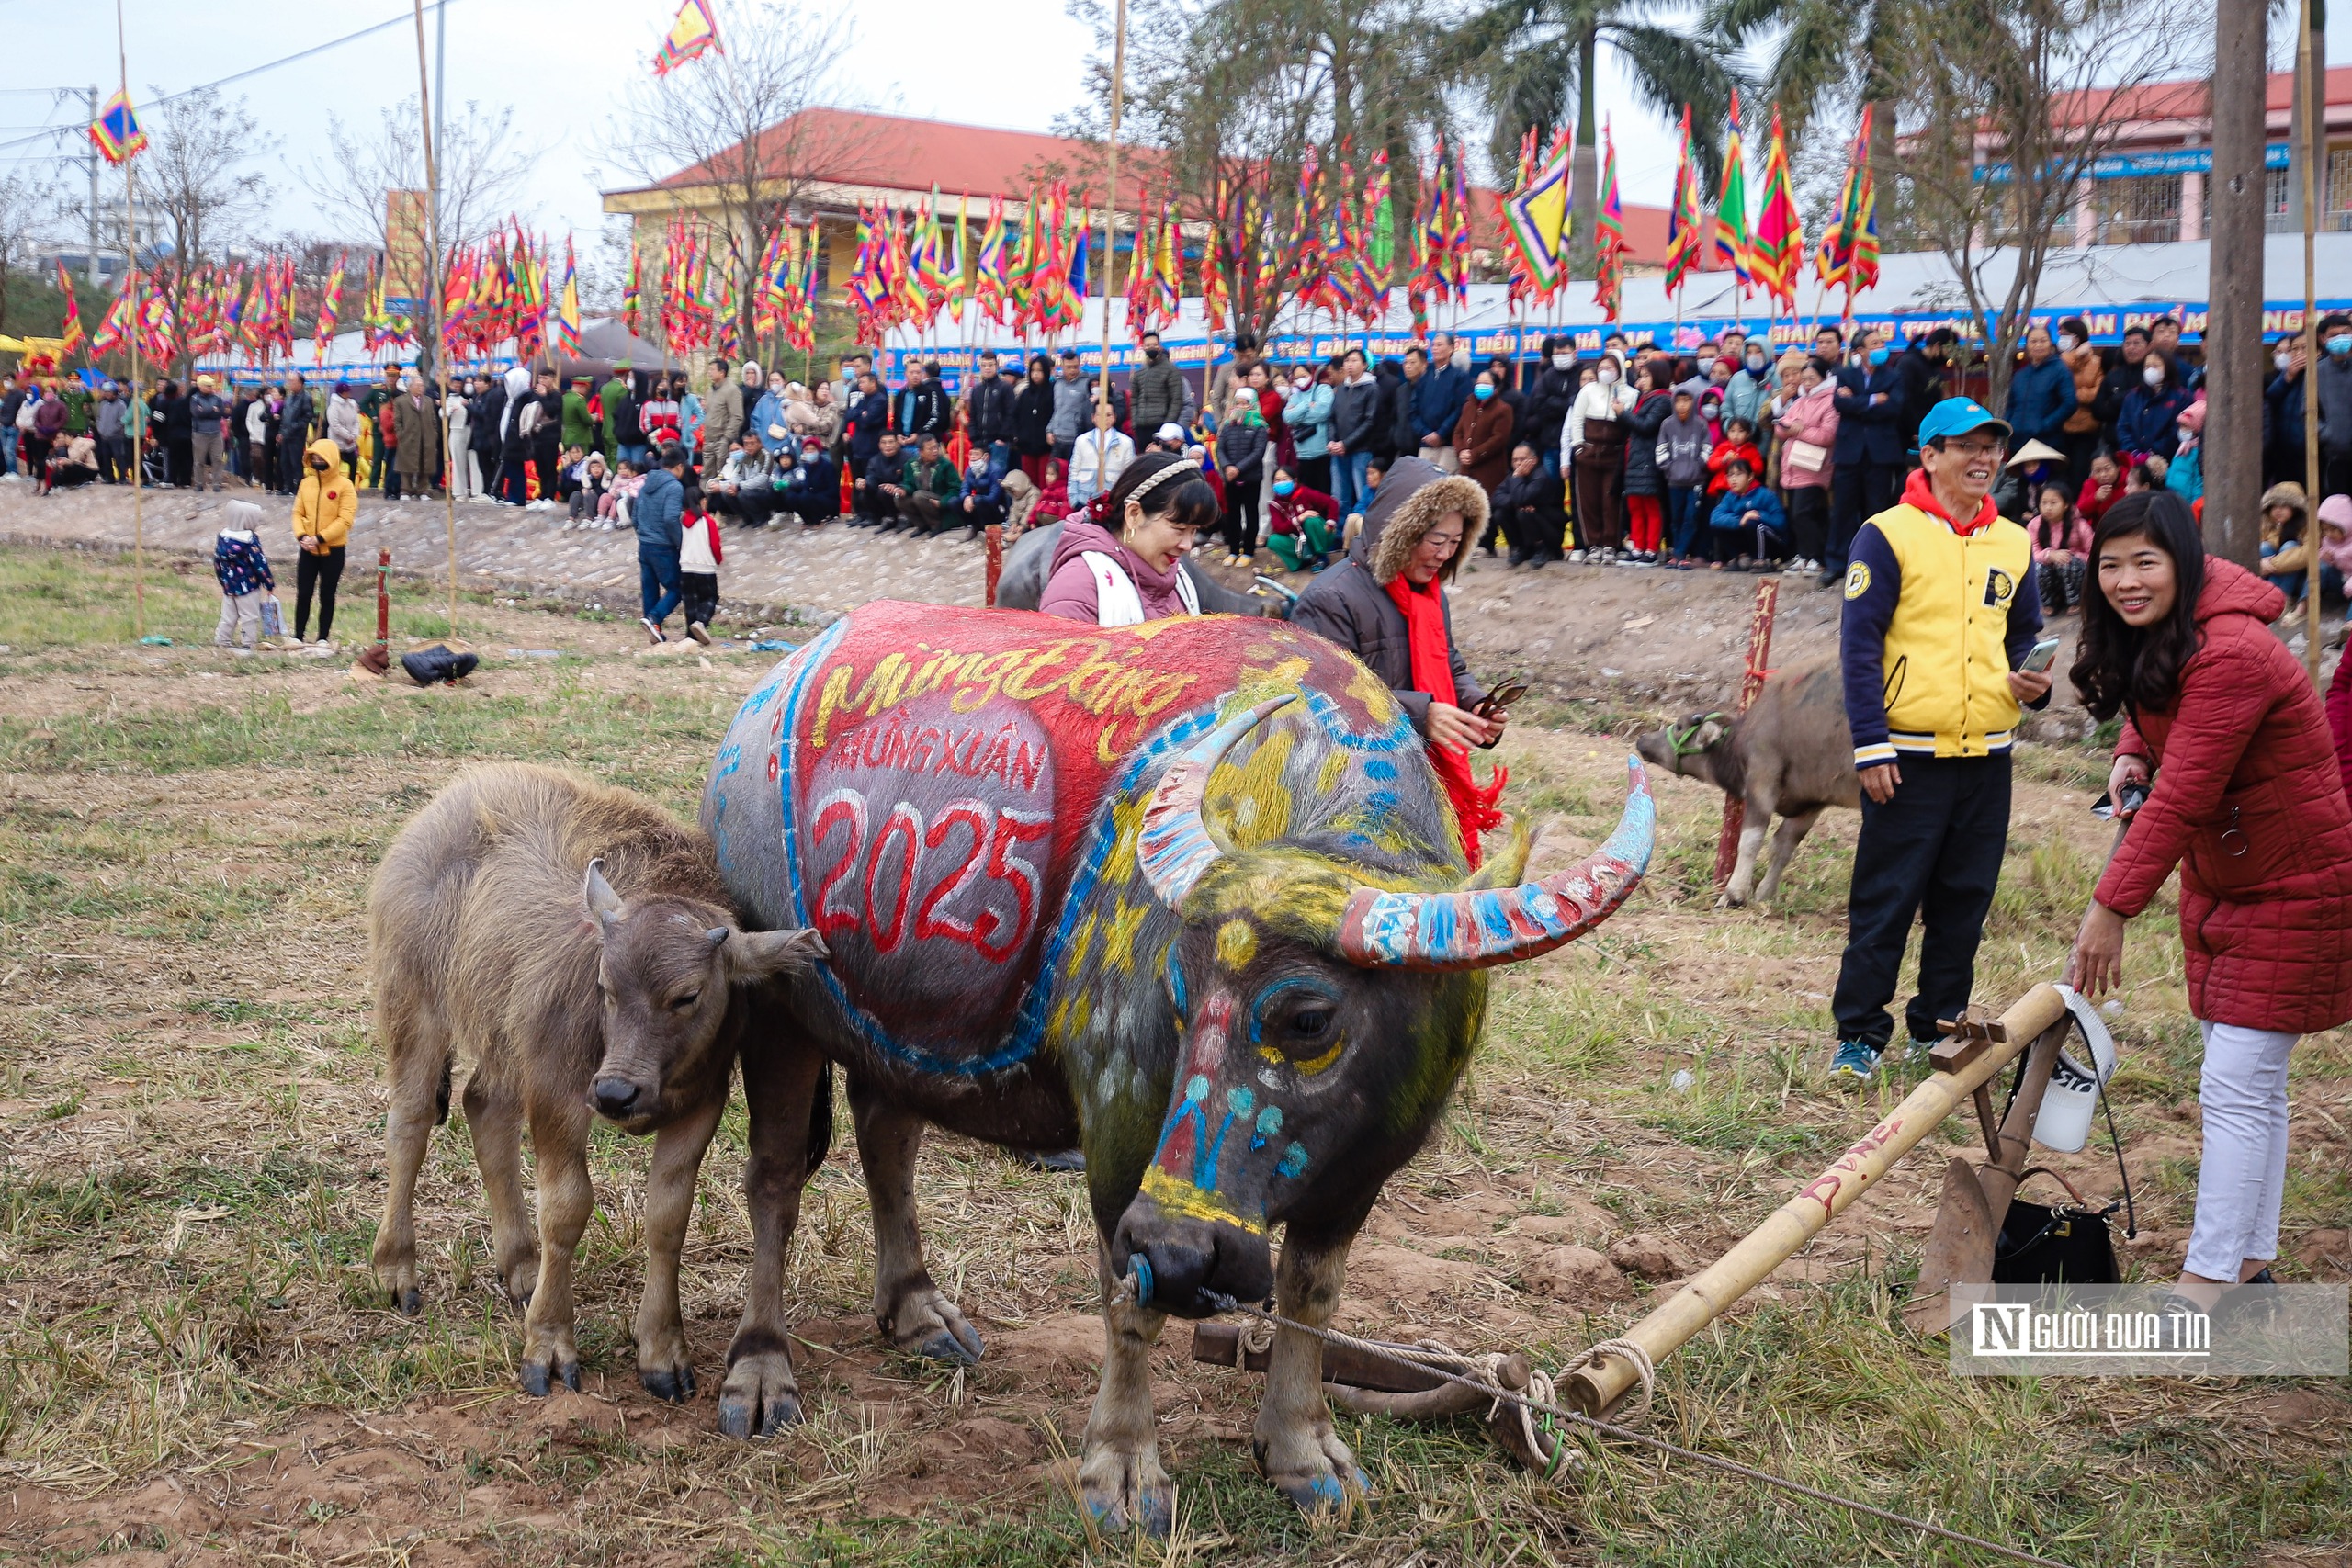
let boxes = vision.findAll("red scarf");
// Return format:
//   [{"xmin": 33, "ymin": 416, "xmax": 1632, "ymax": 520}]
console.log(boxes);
[
  {"xmin": 1385, "ymin": 573, "xmax": 1507, "ymax": 868},
  {"xmin": 1900, "ymin": 467, "xmax": 1997, "ymax": 536}
]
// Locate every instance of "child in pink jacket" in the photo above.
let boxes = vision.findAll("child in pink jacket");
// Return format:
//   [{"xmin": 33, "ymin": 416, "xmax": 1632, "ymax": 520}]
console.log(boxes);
[{"xmin": 2029, "ymin": 482, "xmax": 2096, "ymax": 613}]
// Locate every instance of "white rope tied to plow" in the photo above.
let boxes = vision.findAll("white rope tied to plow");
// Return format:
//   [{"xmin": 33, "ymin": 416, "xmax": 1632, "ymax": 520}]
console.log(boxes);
[{"xmin": 1196, "ymin": 1289, "xmax": 2074, "ymax": 1568}]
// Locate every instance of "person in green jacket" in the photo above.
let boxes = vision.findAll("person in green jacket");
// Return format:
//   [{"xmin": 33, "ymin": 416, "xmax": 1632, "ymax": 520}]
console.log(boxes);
[
  {"xmin": 889, "ymin": 433, "xmax": 963, "ymax": 534},
  {"xmin": 560, "ymin": 376, "xmax": 599, "ymax": 454},
  {"xmin": 598, "ymin": 364, "xmax": 633, "ymax": 465}
]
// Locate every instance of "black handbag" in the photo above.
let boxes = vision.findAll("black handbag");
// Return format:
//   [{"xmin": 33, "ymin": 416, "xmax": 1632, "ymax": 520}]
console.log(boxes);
[{"xmin": 1993, "ymin": 1168, "xmax": 2122, "ymax": 1285}]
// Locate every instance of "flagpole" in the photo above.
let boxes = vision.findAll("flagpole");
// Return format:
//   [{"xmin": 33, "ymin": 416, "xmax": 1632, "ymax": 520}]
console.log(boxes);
[
  {"xmin": 1096, "ymin": 0, "xmax": 1126, "ymax": 496},
  {"xmin": 413, "ymin": 0, "xmax": 459, "ymax": 646},
  {"xmin": 1099, "ymin": 0, "xmax": 1125, "ymax": 426},
  {"xmin": 115, "ymin": 0, "xmax": 143, "ymax": 641}
]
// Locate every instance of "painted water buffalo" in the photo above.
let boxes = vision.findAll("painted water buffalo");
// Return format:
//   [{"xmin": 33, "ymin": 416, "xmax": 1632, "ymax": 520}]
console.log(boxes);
[
  {"xmin": 1634, "ymin": 658, "xmax": 1860, "ymax": 907},
  {"xmin": 994, "ymin": 518, "xmax": 1285, "ymax": 616},
  {"xmin": 368, "ymin": 763, "xmax": 827, "ymax": 1416},
  {"xmin": 701, "ymin": 602, "xmax": 1651, "ymax": 1529}
]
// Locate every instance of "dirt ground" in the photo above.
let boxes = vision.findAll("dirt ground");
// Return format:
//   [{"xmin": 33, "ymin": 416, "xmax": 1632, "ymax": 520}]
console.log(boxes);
[{"xmin": 0, "ymin": 527, "xmax": 2346, "ymax": 1567}]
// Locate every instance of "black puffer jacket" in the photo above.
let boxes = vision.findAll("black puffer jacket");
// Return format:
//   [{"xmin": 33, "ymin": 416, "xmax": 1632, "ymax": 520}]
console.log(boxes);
[
  {"xmin": 1288, "ymin": 457, "xmax": 1490, "ymax": 735},
  {"xmin": 1522, "ymin": 350, "xmax": 1577, "ymax": 454},
  {"xmin": 1622, "ymin": 389, "xmax": 1672, "ymax": 497}
]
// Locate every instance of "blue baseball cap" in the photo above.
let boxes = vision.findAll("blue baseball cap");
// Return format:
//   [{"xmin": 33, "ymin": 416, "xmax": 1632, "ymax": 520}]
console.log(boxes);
[{"xmin": 1917, "ymin": 397, "xmax": 2011, "ymax": 446}]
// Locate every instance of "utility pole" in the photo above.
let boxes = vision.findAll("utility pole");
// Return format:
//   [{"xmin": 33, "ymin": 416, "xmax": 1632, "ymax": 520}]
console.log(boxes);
[{"xmin": 2201, "ymin": 0, "xmax": 2267, "ymax": 570}]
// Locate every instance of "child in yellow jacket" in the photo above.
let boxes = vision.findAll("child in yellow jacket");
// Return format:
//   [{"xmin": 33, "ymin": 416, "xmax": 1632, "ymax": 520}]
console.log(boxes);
[{"xmin": 291, "ymin": 437, "xmax": 356, "ymax": 643}]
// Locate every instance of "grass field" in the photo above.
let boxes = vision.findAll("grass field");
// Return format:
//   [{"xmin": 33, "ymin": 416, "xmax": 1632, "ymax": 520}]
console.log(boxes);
[{"xmin": 0, "ymin": 546, "xmax": 2345, "ymax": 1566}]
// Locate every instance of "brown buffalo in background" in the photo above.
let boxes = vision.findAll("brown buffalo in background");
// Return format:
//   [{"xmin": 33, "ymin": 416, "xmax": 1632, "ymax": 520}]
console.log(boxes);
[{"xmin": 1636, "ymin": 658, "xmax": 1861, "ymax": 908}]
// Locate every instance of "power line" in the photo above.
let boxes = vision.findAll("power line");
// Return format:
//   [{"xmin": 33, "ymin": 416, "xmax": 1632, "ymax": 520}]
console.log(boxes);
[{"xmin": 0, "ymin": 1, "xmax": 458, "ymax": 159}]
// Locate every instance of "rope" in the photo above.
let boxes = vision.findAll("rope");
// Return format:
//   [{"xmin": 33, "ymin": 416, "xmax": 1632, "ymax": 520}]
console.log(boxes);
[{"xmin": 1199, "ymin": 1291, "xmax": 2073, "ymax": 1568}]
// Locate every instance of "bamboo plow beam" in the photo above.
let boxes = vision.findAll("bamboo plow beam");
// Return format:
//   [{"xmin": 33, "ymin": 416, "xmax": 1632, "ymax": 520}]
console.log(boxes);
[{"xmin": 1563, "ymin": 984, "xmax": 2073, "ymax": 1418}]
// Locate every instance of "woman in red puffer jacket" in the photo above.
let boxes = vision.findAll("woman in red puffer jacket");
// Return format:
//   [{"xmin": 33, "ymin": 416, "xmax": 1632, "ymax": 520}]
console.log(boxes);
[{"xmin": 2066, "ymin": 491, "xmax": 2352, "ymax": 1305}]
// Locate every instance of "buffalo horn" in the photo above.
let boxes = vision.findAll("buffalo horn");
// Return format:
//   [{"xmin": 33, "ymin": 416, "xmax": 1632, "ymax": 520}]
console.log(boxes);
[
  {"xmin": 1334, "ymin": 757, "xmax": 1655, "ymax": 971},
  {"xmin": 1135, "ymin": 695, "xmax": 1299, "ymax": 910}
]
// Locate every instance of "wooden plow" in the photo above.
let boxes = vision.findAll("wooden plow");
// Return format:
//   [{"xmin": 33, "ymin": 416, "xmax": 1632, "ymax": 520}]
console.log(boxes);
[{"xmin": 1193, "ymin": 983, "xmax": 2081, "ymax": 1430}]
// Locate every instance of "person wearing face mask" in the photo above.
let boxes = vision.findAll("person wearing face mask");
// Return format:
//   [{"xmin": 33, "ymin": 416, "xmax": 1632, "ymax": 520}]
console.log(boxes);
[
  {"xmin": 1129, "ymin": 332, "xmax": 1187, "ymax": 447},
  {"xmin": 1724, "ymin": 343, "xmax": 1772, "ymax": 433},
  {"xmin": 1566, "ymin": 354, "xmax": 1637, "ymax": 562},
  {"xmin": 1523, "ymin": 337, "xmax": 1580, "ymax": 478},
  {"xmin": 1283, "ymin": 362, "xmax": 1336, "ymax": 495},
  {"xmin": 2095, "ymin": 325, "xmax": 2153, "ymax": 454},
  {"xmin": 2264, "ymin": 334, "xmax": 2309, "ymax": 490},
  {"xmin": 1453, "ymin": 368, "xmax": 1517, "ymax": 511},
  {"xmin": 1895, "ymin": 327, "xmax": 1956, "ymax": 454},
  {"xmin": 2315, "ymin": 313, "xmax": 2352, "ymax": 503},
  {"xmin": 1826, "ymin": 328, "xmax": 1905, "ymax": 587},
  {"xmin": 774, "ymin": 439, "xmax": 841, "ymax": 527},
  {"xmin": 2117, "ymin": 351, "xmax": 2190, "ymax": 464},
  {"xmin": 2056, "ymin": 316, "xmax": 2105, "ymax": 486}
]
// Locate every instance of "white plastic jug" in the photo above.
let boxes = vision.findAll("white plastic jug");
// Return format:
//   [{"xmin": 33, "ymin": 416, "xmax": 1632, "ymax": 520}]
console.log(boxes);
[{"xmin": 2032, "ymin": 985, "xmax": 2119, "ymax": 1154}]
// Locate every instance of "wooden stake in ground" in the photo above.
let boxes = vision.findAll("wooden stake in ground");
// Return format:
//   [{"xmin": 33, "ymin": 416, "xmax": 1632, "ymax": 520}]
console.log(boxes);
[
  {"xmin": 413, "ymin": 0, "xmax": 460, "ymax": 645},
  {"xmin": 983, "ymin": 522, "xmax": 1003, "ymax": 607},
  {"xmin": 1713, "ymin": 577, "xmax": 1779, "ymax": 887}
]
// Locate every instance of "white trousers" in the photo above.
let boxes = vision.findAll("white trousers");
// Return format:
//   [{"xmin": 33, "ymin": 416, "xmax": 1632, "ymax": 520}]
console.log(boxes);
[{"xmin": 2185, "ymin": 1019, "xmax": 2298, "ymax": 1280}]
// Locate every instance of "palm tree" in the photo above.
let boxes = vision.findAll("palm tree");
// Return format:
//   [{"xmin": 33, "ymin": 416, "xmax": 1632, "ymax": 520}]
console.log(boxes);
[
  {"xmin": 1706, "ymin": 0, "xmax": 1915, "ymax": 211},
  {"xmin": 1442, "ymin": 0, "xmax": 1744, "ymax": 271}
]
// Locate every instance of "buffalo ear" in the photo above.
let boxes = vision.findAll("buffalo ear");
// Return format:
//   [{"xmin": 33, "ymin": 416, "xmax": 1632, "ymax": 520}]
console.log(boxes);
[
  {"xmin": 729, "ymin": 926, "xmax": 828, "ymax": 981},
  {"xmin": 583, "ymin": 859, "xmax": 623, "ymax": 927},
  {"xmin": 1696, "ymin": 719, "xmax": 1726, "ymax": 751}
]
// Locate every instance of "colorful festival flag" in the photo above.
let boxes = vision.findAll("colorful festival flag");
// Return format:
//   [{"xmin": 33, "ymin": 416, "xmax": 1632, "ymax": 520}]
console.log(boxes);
[
  {"xmin": 551, "ymin": 238, "xmax": 582, "ymax": 358},
  {"xmin": 312, "ymin": 254, "xmax": 345, "ymax": 360},
  {"xmin": 1750, "ymin": 106, "xmax": 1804, "ymax": 308},
  {"xmin": 1713, "ymin": 91, "xmax": 1753, "ymax": 292},
  {"xmin": 55, "ymin": 260, "xmax": 85, "ymax": 357},
  {"xmin": 88, "ymin": 89, "xmax": 147, "ymax": 165},
  {"xmin": 1663, "ymin": 107, "xmax": 1702, "ymax": 299},
  {"xmin": 1501, "ymin": 128, "xmax": 1573, "ymax": 299},
  {"xmin": 652, "ymin": 0, "xmax": 722, "ymax": 74},
  {"xmin": 1593, "ymin": 119, "xmax": 1626, "ymax": 321}
]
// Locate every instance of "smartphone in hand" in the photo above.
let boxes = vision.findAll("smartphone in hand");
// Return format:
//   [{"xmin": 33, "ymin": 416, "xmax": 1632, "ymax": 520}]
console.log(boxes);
[{"xmin": 2021, "ymin": 636, "xmax": 2062, "ymax": 673}]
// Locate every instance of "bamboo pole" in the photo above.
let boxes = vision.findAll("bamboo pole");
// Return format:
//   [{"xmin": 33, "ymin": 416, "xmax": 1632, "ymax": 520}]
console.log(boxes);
[
  {"xmin": 2296, "ymin": 0, "xmax": 2322, "ymax": 685},
  {"xmin": 412, "ymin": 0, "xmax": 459, "ymax": 645},
  {"xmin": 116, "ymin": 0, "xmax": 142, "ymax": 639},
  {"xmin": 1564, "ymin": 983, "xmax": 2073, "ymax": 1418}
]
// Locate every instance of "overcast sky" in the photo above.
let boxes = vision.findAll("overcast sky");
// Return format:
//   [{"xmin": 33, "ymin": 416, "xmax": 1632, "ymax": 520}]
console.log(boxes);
[{"xmin": 5, "ymin": 0, "xmax": 2348, "ymax": 254}]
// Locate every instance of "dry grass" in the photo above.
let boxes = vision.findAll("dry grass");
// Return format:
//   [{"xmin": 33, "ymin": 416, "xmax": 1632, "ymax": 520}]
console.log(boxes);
[{"xmin": 0, "ymin": 546, "xmax": 2345, "ymax": 1566}]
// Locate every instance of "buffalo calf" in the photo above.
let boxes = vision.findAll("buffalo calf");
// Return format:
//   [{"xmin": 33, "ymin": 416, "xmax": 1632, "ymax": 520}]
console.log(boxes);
[
  {"xmin": 1635, "ymin": 658, "xmax": 1860, "ymax": 907},
  {"xmin": 368, "ymin": 762, "xmax": 823, "ymax": 1414}
]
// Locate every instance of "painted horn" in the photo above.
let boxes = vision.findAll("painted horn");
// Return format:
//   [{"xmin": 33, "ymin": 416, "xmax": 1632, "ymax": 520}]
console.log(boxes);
[
  {"xmin": 1336, "ymin": 756, "xmax": 1655, "ymax": 970},
  {"xmin": 1135, "ymin": 695, "xmax": 1300, "ymax": 909}
]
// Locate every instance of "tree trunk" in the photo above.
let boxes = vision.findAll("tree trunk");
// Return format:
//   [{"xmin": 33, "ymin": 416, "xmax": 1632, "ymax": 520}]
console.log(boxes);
[
  {"xmin": 1569, "ymin": 25, "xmax": 1600, "ymax": 275},
  {"xmin": 2204, "ymin": 0, "xmax": 2267, "ymax": 570}
]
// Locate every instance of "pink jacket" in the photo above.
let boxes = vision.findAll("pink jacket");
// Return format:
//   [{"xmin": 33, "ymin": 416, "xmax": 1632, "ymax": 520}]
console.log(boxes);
[
  {"xmin": 1036, "ymin": 517, "xmax": 1192, "ymax": 625},
  {"xmin": 2029, "ymin": 513, "xmax": 2095, "ymax": 564},
  {"xmin": 1772, "ymin": 385, "xmax": 1838, "ymax": 489}
]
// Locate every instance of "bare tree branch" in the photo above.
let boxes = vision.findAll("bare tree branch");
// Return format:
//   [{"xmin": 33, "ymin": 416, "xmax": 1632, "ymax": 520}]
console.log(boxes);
[
  {"xmin": 140, "ymin": 86, "xmax": 276, "ymax": 375},
  {"xmin": 605, "ymin": 0, "xmax": 869, "ymax": 361},
  {"xmin": 1896, "ymin": 0, "xmax": 2199, "ymax": 402}
]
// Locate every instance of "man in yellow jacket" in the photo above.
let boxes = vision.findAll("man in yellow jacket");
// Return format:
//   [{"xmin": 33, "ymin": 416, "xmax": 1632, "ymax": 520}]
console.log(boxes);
[
  {"xmin": 1829, "ymin": 398, "xmax": 2053, "ymax": 1086},
  {"xmin": 292, "ymin": 436, "xmax": 356, "ymax": 644}
]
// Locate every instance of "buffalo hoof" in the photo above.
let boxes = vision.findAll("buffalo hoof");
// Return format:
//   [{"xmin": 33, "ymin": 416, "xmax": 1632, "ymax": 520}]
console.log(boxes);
[
  {"xmin": 882, "ymin": 1285, "xmax": 986, "ymax": 1365},
  {"xmin": 641, "ymin": 1364, "xmax": 696, "ymax": 1403},
  {"xmin": 391, "ymin": 1286, "xmax": 423, "ymax": 1317},
  {"xmin": 717, "ymin": 1352, "xmax": 802, "ymax": 1438},
  {"xmin": 519, "ymin": 1357, "xmax": 582, "ymax": 1397},
  {"xmin": 1079, "ymin": 1447, "xmax": 1174, "ymax": 1537},
  {"xmin": 1257, "ymin": 1428, "xmax": 1370, "ymax": 1519}
]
